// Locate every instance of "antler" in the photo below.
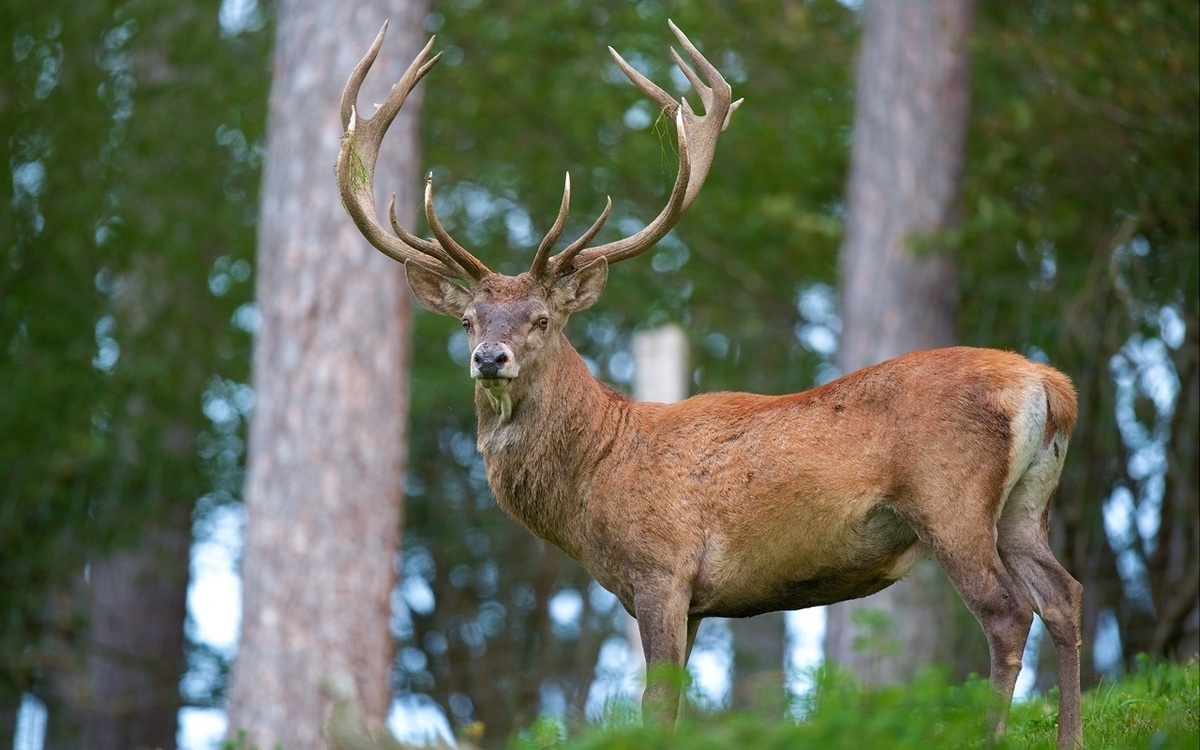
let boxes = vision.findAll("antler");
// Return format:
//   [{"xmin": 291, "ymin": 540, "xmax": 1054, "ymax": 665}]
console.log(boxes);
[
  {"xmin": 538, "ymin": 20, "xmax": 742, "ymax": 282},
  {"xmin": 337, "ymin": 21, "xmax": 738, "ymax": 287},
  {"xmin": 336, "ymin": 22, "xmax": 491, "ymax": 283}
]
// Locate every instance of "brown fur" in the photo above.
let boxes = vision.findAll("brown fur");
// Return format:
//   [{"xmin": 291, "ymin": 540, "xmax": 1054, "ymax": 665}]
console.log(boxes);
[{"xmin": 406, "ymin": 258, "xmax": 1085, "ymax": 748}]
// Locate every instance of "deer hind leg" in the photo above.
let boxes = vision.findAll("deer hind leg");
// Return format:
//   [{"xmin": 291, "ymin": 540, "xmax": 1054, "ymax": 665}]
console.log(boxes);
[
  {"xmin": 997, "ymin": 471, "xmax": 1084, "ymax": 749},
  {"xmin": 896, "ymin": 492, "xmax": 1034, "ymax": 741}
]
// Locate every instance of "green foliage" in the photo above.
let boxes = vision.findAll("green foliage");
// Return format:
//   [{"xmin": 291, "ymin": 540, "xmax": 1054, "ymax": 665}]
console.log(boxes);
[
  {"xmin": 0, "ymin": 0, "xmax": 270, "ymax": 708},
  {"xmin": 964, "ymin": 0, "xmax": 1198, "ymax": 353},
  {"xmin": 508, "ymin": 658, "xmax": 1200, "ymax": 750}
]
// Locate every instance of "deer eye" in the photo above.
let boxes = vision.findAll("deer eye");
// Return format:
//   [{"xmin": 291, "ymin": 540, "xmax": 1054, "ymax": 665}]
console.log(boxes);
[
  {"xmin": 536, "ymin": 316, "xmax": 550, "ymax": 331},
  {"xmin": 461, "ymin": 317, "xmax": 471, "ymax": 331}
]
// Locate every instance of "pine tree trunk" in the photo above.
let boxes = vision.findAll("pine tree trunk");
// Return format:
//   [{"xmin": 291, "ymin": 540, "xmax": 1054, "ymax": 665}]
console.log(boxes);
[
  {"xmin": 225, "ymin": 0, "xmax": 423, "ymax": 746},
  {"xmin": 824, "ymin": 0, "xmax": 977, "ymax": 685}
]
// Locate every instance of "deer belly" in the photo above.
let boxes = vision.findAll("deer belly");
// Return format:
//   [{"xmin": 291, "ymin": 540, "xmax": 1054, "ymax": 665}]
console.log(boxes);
[{"xmin": 689, "ymin": 507, "xmax": 926, "ymax": 618}]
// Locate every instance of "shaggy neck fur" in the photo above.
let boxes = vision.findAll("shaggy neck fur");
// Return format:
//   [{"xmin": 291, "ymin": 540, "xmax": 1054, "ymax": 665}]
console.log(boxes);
[{"xmin": 473, "ymin": 333, "xmax": 630, "ymax": 557}]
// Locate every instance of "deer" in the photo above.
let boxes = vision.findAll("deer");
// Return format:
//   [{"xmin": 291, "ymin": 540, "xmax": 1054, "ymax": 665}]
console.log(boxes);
[{"xmin": 336, "ymin": 21, "xmax": 1084, "ymax": 748}]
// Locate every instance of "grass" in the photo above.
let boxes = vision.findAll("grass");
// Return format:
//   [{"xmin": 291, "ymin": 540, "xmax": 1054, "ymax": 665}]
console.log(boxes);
[{"xmin": 506, "ymin": 656, "xmax": 1200, "ymax": 750}]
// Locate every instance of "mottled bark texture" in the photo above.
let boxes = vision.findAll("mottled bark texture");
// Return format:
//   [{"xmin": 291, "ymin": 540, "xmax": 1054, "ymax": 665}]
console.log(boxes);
[
  {"xmin": 824, "ymin": 0, "xmax": 977, "ymax": 684},
  {"xmin": 225, "ymin": 1, "xmax": 423, "ymax": 746}
]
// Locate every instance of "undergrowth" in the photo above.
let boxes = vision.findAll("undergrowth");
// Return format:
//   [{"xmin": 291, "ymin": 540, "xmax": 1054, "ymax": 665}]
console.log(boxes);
[{"xmin": 507, "ymin": 656, "xmax": 1200, "ymax": 750}]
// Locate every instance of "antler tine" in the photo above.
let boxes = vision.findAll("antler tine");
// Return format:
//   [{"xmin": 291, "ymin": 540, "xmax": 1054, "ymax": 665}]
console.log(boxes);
[
  {"xmin": 336, "ymin": 22, "xmax": 490, "ymax": 282},
  {"xmin": 424, "ymin": 174, "xmax": 491, "ymax": 282},
  {"xmin": 670, "ymin": 48, "xmax": 744, "ymax": 132},
  {"xmin": 530, "ymin": 173, "xmax": 573, "ymax": 281},
  {"xmin": 665, "ymin": 19, "xmax": 738, "ymax": 210},
  {"xmin": 607, "ymin": 45, "xmax": 678, "ymax": 117},
  {"xmin": 387, "ymin": 192, "xmax": 458, "ymax": 269},
  {"xmin": 547, "ymin": 21, "xmax": 734, "ymax": 279},
  {"xmin": 551, "ymin": 196, "xmax": 613, "ymax": 275},
  {"xmin": 555, "ymin": 107, "xmax": 693, "ymax": 273}
]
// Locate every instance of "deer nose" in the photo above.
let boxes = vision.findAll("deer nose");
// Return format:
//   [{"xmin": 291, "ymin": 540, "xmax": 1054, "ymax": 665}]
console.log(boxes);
[{"xmin": 472, "ymin": 343, "xmax": 512, "ymax": 379}]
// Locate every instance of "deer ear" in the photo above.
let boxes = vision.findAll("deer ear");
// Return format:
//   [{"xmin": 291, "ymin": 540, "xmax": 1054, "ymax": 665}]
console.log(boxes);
[
  {"xmin": 405, "ymin": 262, "xmax": 473, "ymax": 317},
  {"xmin": 551, "ymin": 257, "xmax": 608, "ymax": 314}
]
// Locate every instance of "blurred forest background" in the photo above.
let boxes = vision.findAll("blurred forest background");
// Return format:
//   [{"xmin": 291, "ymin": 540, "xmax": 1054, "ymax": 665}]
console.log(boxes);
[{"xmin": 1, "ymin": 0, "xmax": 1196, "ymax": 748}]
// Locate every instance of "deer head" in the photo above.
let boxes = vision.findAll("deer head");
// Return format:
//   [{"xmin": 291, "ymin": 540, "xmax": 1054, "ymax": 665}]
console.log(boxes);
[{"xmin": 336, "ymin": 20, "xmax": 740, "ymax": 421}]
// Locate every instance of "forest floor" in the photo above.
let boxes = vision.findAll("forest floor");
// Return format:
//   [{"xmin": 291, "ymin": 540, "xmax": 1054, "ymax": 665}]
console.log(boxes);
[{"xmin": 507, "ymin": 656, "xmax": 1200, "ymax": 750}]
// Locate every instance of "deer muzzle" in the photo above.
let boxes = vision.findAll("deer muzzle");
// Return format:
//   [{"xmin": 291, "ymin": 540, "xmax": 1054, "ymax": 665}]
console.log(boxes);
[{"xmin": 471, "ymin": 342, "xmax": 519, "ymax": 381}]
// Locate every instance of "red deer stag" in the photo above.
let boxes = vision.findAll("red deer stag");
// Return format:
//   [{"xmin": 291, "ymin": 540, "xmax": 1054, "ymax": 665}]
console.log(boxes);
[{"xmin": 336, "ymin": 21, "xmax": 1083, "ymax": 748}]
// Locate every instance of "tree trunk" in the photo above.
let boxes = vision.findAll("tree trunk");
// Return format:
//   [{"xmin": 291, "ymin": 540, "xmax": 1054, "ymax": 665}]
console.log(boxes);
[
  {"xmin": 225, "ymin": 0, "xmax": 423, "ymax": 746},
  {"xmin": 730, "ymin": 613, "xmax": 786, "ymax": 712},
  {"xmin": 1151, "ymin": 311, "xmax": 1200, "ymax": 660},
  {"xmin": 75, "ymin": 508, "xmax": 190, "ymax": 750},
  {"xmin": 824, "ymin": 0, "xmax": 977, "ymax": 685},
  {"xmin": 41, "ymin": 508, "xmax": 191, "ymax": 750}
]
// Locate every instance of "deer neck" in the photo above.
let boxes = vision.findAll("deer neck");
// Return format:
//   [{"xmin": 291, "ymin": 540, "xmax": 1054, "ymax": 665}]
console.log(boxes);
[{"xmin": 473, "ymin": 334, "xmax": 628, "ymax": 554}]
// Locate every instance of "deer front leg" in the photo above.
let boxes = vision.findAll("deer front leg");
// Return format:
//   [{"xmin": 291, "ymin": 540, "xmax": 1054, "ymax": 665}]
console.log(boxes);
[{"xmin": 634, "ymin": 586, "xmax": 692, "ymax": 724}]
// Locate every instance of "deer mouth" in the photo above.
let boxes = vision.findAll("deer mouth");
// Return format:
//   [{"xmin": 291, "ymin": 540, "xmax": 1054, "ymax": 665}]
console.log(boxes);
[
  {"xmin": 472, "ymin": 364, "xmax": 519, "ymax": 391},
  {"xmin": 474, "ymin": 374, "xmax": 515, "ymax": 388}
]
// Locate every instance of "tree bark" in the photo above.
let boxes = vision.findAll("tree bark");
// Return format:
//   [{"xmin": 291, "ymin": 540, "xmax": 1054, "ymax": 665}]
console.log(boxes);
[
  {"xmin": 225, "ymin": 0, "xmax": 423, "ymax": 746},
  {"xmin": 824, "ymin": 0, "xmax": 977, "ymax": 684},
  {"xmin": 41, "ymin": 508, "xmax": 191, "ymax": 750},
  {"xmin": 77, "ymin": 508, "xmax": 190, "ymax": 750}
]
